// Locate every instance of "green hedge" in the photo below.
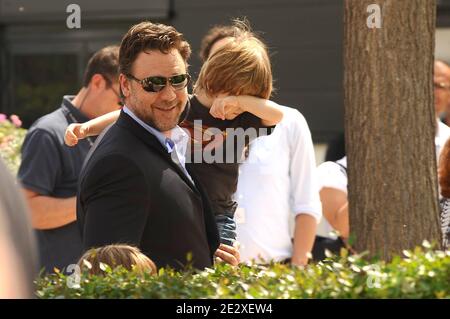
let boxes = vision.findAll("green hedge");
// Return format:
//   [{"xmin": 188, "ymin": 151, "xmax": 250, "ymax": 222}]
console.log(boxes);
[{"xmin": 36, "ymin": 244, "xmax": 450, "ymax": 299}]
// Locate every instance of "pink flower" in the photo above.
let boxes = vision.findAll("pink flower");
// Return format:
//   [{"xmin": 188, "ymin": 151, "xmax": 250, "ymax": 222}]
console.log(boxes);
[
  {"xmin": 9, "ymin": 114, "xmax": 22, "ymax": 128},
  {"xmin": 0, "ymin": 113, "xmax": 6, "ymax": 123}
]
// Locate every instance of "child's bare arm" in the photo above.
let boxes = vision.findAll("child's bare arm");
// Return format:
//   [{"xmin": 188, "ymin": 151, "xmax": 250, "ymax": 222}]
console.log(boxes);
[
  {"xmin": 210, "ymin": 95, "xmax": 283, "ymax": 126},
  {"xmin": 238, "ymin": 95, "xmax": 283, "ymax": 126},
  {"xmin": 64, "ymin": 110, "xmax": 120, "ymax": 146}
]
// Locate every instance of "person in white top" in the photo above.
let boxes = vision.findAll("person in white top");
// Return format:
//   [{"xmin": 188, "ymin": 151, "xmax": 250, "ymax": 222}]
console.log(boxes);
[
  {"xmin": 313, "ymin": 61, "xmax": 450, "ymax": 258},
  {"xmin": 317, "ymin": 121, "xmax": 449, "ymax": 240},
  {"xmin": 316, "ymin": 62, "xmax": 450, "ymax": 244},
  {"xmin": 316, "ymin": 157, "xmax": 348, "ymax": 241},
  {"xmin": 235, "ymin": 106, "xmax": 322, "ymax": 265},
  {"xmin": 315, "ymin": 157, "xmax": 348, "ymax": 261}
]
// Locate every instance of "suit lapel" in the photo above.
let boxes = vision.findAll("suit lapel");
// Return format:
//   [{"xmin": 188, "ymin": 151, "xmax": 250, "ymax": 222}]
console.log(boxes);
[
  {"xmin": 116, "ymin": 111, "xmax": 199, "ymax": 193},
  {"xmin": 117, "ymin": 110, "xmax": 219, "ymax": 259}
]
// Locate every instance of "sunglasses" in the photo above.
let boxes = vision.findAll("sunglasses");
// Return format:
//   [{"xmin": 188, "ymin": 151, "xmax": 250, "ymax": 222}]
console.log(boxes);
[{"xmin": 126, "ymin": 73, "xmax": 190, "ymax": 93}]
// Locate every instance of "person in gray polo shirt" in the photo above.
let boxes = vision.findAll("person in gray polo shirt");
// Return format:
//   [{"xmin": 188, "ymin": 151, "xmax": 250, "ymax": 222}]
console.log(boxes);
[{"xmin": 18, "ymin": 45, "xmax": 122, "ymax": 273}]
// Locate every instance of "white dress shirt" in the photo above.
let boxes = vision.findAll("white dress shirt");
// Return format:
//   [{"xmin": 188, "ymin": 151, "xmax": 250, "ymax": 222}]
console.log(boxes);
[
  {"xmin": 235, "ymin": 106, "xmax": 322, "ymax": 263},
  {"xmin": 316, "ymin": 157, "xmax": 347, "ymax": 239},
  {"xmin": 123, "ymin": 106, "xmax": 191, "ymax": 180},
  {"xmin": 316, "ymin": 120, "xmax": 448, "ymax": 239}
]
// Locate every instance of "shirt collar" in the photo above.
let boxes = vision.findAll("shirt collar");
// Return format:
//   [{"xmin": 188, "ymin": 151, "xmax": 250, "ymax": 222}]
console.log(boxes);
[
  {"xmin": 123, "ymin": 106, "xmax": 176, "ymax": 153},
  {"xmin": 61, "ymin": 95, "xmax": 90, "ymax": 123}
]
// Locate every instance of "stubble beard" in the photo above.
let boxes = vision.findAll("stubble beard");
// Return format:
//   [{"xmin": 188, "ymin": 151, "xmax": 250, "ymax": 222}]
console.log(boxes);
[{"xmin": 128, "ymin": 93, "xmax": 184, "ymax": 133}]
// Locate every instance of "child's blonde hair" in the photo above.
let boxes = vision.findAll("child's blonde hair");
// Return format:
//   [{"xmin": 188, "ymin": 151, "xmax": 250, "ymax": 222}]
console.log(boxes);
[
  {"xmin": 77, "ymin": 244, "xmax": 157, "ymax": 275},
  {"xmin": 194, "ymin": 29, "xmax": 273, "ymax": 100}
]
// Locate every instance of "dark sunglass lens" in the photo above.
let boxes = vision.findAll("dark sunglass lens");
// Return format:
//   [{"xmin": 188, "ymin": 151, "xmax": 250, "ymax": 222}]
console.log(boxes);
[
  {"xmin": 171, "ymin": 75, "xmax": 188, "ymax": 90},
  {"xmin": 171, "ymin": 74, "xmax": 187, "ymax": 84},
  {"xmin": 143, "ymin": 77, "xmax": 167, "ymax": 92},
  {"xmin": 149, "ymin": 77, "xmax": 166, "ymax": 86}
]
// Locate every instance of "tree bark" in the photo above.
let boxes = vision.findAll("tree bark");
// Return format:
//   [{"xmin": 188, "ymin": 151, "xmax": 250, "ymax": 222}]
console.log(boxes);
[{"xmin": 344, "ymin": 0, "xmax": 442, "ymax": 259}]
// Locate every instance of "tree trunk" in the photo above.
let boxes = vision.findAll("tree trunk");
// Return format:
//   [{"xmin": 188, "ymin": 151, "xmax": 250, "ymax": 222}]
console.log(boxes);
[{"xmin": 344, "ymin": 0, "xmax": 442, "ymax": 260}]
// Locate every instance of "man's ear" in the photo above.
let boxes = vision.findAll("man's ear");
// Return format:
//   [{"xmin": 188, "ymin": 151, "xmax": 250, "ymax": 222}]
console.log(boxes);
[
  {"xmin": 119, "ymin": 73, "xmax": 130, "ymax": 98},
  {"xmin": 89, "ymin": 74, "xmax": 107, "ymax": 90}
]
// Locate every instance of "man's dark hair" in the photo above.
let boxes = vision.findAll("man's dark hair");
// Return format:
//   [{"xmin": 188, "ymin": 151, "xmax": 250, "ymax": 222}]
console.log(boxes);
[
  {"xmin": 199, "ymin": 25, "xmax": 236, "ymax": 63},
  {"xmin": 82, "ymin": 45, "xmax": 120, "ymax": 87},
  {"xmin": 199, "ymin": 18, "xmax": 254, "ymax": 62},
  {"xmin": 119, "ymin": 21, "xmax": 191, "ymax": 76}
]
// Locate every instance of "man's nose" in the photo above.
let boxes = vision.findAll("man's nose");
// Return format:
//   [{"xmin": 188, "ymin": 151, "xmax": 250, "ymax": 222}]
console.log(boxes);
[{"xmin": 159, "ymin": 84, "xmax": 177, "ymax": 101}]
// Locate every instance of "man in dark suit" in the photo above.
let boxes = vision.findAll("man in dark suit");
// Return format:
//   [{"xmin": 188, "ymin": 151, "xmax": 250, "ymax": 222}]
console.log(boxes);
[{"xmin": 77, "ymin": 21, "xmax": 224, "ymax": 270}]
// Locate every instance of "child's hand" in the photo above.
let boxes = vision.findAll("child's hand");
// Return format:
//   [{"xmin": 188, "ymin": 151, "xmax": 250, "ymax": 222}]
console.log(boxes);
[
  {"xmin": 214, "ymin": 243, "xmax": 240, "ymax": 266},
  {"xmin": 64, "ymin": 123, "xmax": 89, "ymax": 147},
  {"xmin": 210, "ymin": 95, "xmax": 244, "ymax": 120}
]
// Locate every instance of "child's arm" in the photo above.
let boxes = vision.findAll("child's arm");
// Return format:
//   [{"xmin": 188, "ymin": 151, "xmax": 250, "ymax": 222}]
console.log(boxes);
[
  {"xmin": 238, "ymin": 95, "xmax": 283, "ymax": 126},
  {"xmin": 64, "ymin": 110, "xmax": 120, "ymax": 146},
  {"xmin": 210, "ymin": 95, "xmax": 283, "ymax": 126},
  {"xmin": 292, "ymin": 214, "xmax": 317, "ymax": 266}
]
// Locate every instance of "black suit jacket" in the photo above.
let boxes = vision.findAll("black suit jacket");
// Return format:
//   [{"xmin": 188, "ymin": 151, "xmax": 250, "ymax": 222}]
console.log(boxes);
[{"xmin": 77, "ymin": 110, "xmax": 220, "ymax": 270}]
